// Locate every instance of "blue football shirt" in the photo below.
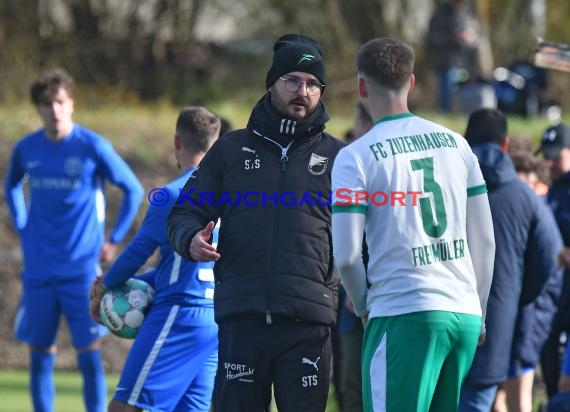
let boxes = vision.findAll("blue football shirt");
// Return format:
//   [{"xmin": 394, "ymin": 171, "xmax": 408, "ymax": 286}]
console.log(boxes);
[
  {"xmin": 103, "ymin": 168, "xmax": 217, "ymax": 308},
  {"xmin": 4, "ymin": 124, "xmax": 144, "ymax": 280}
]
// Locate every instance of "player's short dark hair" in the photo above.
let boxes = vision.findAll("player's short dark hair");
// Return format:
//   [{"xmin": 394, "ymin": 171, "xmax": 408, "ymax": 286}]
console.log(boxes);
[
  {"xmin": 30, "ymin": 68, "xmax": 75, "ymax": 106},
  {"xmin": 357, "ymin": 37, "xmax": 415, "ymax": 90},
  {"xmin": 176, "ymin": 107, "xmax": 221, "ymax": 153},
  {"xmin": 464, "ymin": 108, "xmax": 508, "ymax": 146}
]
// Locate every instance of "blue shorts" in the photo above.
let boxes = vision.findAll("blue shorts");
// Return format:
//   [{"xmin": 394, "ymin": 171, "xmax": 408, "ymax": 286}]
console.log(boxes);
[
  {"xmin": 14, "ymin": 274, "xmax": 107, "ymax": 349},
  {"xmin": 507, "ymin": 359, "xmax": 535, "ymax": 378},
  {"xmin": 114, "ymin": 304, "xmax": 218, "ymax": 412}
]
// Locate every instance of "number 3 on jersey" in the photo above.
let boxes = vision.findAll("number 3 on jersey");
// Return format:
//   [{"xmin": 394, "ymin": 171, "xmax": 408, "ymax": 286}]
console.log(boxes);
[{"xmin": 411, "ymin": 157, "xmax": 447, "ymax": 237}]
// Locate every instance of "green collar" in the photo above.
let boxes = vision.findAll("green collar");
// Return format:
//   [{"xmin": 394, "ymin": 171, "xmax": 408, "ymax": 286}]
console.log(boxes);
[{"xmin": 374, "ymin": 112, "xmax": 414, "ymax": 125}]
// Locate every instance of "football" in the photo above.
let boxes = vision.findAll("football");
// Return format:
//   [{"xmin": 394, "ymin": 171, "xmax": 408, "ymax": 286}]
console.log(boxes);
[{"xmin": 99, "ymin": 278, "xmax": 155, "ymax": 339}]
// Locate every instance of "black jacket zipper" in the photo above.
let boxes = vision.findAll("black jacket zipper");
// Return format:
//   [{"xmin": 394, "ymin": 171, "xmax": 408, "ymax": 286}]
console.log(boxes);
[{"xmin": 256, "ymin": 132, "xmax": 294, "ymax": 324}]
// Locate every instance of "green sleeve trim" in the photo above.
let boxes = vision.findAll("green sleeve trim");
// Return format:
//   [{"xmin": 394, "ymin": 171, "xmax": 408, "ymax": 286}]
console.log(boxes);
[
  {"xmin": 332, "ymin": 204, "xmax": 368, "ymax": 214},
  {"xmin": 467, "ymin": 183, "xmax": 488, "ymax": 197}
]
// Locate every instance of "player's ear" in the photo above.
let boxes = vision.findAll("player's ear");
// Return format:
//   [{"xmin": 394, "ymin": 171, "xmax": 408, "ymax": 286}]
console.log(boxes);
[
  {"xmin": 358, "ymin": 75, "xmax": 367, "ymax": 98},
  {"xmin": 502, "ymin": 136, "xmax": 510, "ymax": 153},
  {"xmin": 174, "ymin": 134, "xmax": 182, "ymax": 150}
]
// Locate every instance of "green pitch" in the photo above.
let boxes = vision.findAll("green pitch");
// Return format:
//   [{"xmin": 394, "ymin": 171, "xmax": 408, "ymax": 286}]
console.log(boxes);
[
  {"xmin": 0, "ymin": 370, "xmax": 119, "ymax": 412},
  {"xmin": 0, "ymin": 369, "xmax": 341, "ymax": 412}
]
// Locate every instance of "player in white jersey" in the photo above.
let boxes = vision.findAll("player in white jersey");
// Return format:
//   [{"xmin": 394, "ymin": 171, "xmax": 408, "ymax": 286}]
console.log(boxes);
[{"xmin": 331, "ymin": 37, "xmax": 496, "ymax": 412}]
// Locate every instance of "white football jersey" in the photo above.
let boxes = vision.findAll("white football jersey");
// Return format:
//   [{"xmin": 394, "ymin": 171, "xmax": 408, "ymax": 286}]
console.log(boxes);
[{"xmin": 332, "ymin": 113, "xmax": 487, "ymax": 318}]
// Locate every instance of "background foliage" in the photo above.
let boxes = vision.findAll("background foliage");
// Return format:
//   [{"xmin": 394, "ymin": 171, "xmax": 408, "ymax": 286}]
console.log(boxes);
[{"xmin": 0, "ymin": 0, "xmax": 569, "ymax": 108}]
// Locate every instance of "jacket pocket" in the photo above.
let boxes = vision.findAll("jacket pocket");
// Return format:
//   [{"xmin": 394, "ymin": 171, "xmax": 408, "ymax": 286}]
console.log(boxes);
[{"xmin": 325, "ymin": 228, "xmax": 336, "ymax": 284}]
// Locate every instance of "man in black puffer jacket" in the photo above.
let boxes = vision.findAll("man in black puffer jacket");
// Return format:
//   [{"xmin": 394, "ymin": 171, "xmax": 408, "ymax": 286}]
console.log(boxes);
[{"xmin": 168, "ymin": 33, "xmax": 344, "ymax": 412}]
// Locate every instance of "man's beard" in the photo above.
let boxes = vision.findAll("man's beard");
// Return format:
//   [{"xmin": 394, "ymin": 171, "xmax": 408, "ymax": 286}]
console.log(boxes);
[{"xmin": 271, "ymin": 92, "xmax": 311, "ymax": 120}]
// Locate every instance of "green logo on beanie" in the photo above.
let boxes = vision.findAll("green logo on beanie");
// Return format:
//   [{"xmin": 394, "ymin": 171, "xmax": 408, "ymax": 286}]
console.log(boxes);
[{"xmin": 298, "ymin": 54, "xmax": 316, "ymax": 65}]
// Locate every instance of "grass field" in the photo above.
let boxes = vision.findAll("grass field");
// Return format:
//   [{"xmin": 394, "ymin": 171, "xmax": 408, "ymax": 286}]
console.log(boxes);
[
  {"xmin": 0, "ymin": 369, "xmax": 341, "ymax": 412},
  {"xmin": 0, "ymin": 369, "xmax": 553, "ymax": 412},
  {"xmin": 0, "ymin": 370, "xmax": 119, "ymax": 412}
]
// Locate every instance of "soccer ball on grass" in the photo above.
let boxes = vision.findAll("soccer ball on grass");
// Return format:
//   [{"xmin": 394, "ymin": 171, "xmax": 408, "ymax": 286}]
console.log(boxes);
[{"xmin": 99, "ymin": 278, "xmax": 155, "ymax": 339}]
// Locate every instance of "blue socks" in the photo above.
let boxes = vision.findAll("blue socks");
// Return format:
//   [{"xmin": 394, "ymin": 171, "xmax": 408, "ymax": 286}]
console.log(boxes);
[
  {"xmin": 30, "ymin": 349, "xmax": 106, "ymax": 412},
  {"xmin": 30, "ymin": 351, "xmax": 55, "ymax": 412},
  {"xmin": 77, "ymin": 350, "xmax": 106, "ymax": 412}
]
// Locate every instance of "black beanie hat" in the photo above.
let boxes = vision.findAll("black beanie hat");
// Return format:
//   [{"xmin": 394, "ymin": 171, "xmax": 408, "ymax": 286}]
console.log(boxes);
[{"xmin": 265, "ymin": 34, "xmax": 326, "ymax": 89}]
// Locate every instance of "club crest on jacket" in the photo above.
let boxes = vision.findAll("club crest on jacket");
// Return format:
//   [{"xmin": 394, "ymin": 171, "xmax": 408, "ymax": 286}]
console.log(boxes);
[{"xmin": 308, "ymin": 153, "xmax": 328, "ymax": 176}]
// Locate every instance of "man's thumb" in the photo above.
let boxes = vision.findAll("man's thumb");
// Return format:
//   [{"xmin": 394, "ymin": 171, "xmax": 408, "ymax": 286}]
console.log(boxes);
[{"xmin": 202, "ymin": 221, "xmax": 215, "ymax": 239}]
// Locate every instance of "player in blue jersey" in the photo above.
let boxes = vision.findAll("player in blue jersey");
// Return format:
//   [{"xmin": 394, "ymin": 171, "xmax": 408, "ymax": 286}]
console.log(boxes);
[
  {"xmin": 90, "ymin": 106, "xmax": 221, "ymax": 412},
  {"xmin": 4, "ymin": 68, "xmax": 144, "ymax": 412}
]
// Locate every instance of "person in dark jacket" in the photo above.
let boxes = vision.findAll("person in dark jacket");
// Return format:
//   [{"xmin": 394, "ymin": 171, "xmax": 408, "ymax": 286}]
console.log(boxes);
[
  {"xmin": 547, "ymin": 339, "xmax": 570, "ymax": 411},
  {"xmin": 537, "ymin": 123, "xmax": 570, "ymax": 399},
  {"xmin": 458, "ymin": 109, "xmax": 564, "ymax": 412},
  {"xmin": 426, "ymin": 0, "xmax": 483, "ymax": 112},
  {"xmin": 167, "ymin": 33, "xmax": 344, "ymax": 412},
  {"xmin": 492, "ymin": 150, "xmax": 560, "ymax": 412}
]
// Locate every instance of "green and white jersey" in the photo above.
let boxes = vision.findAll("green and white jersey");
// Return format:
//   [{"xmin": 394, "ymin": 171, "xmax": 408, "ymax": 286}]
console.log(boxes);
[{"xmin": 332, "ymin": 113, "xmax": 487, "ymax": 318}]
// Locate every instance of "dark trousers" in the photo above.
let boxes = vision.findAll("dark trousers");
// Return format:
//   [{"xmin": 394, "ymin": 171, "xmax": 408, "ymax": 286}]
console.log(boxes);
[
  {"xmin": 338, "ymin": 323, "xmax": 364, "ymax": 412},
  {"xmin": 213, "ymin": 317, "xmax": 332, "ymax": 412},
  {"xmin": 542, "ymin": 274, "xmax": 570, "ymax": 399},
  {"xmin": 541, "ymin": 331, "xmax": 567, "ymax": 398}
]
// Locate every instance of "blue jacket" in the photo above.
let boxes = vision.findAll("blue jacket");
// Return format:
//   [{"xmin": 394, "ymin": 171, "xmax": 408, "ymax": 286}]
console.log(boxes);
[
  {"xmin": 466, "ymin": 143, "xmax": 563, "ymax": 385},
  {"xmin": 547, "ymin": 172, "xmax": 570, "ymax": 333},
  {"xmin": 548, "ymin": 172, "xmax": 570, "ymax": 246}
]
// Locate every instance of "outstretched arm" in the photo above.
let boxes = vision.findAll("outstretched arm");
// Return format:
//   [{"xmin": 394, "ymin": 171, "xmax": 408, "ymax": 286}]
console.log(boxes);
[
  {"xmin": 332, "ymin": 212, "xmax": 368, "ymax": 318},
  {"xmin": 168, "ymin": 141, "xmax": 223, "ymax": 260},
  {"xmin": 466, "ymin": 193, "xmax": 495, "ymax": 325},
  {"xmin": 189, "ymin": 221, "xmax": 220, "ymax": 262}
]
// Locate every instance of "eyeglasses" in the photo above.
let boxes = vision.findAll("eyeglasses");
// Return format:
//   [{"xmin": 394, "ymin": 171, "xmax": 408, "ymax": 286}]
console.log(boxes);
[{"xmin": 279, "ymin": 76, "xmax": 324, "ymax": 96}]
